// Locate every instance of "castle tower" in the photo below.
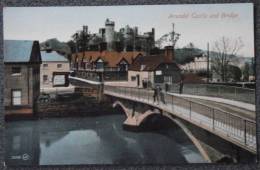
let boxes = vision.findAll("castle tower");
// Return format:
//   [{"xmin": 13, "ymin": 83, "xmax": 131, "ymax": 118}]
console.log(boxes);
[
  {"xmin": 83, "ymin": 25, "xmax": 88, "ymax": 35},
  {"xmin": 105, "ymin": 18, "xmax": 115, "ymax": 51},
  {"xmin": 123, "ymin": 25, "xmax": 131, "ymax": 52}
]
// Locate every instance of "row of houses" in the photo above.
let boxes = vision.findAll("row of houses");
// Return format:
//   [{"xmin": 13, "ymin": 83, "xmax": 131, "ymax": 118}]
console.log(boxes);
[
  {"xmin": 72, "ymin": 51, "xmax": 144, "ymax": 72},
  {"xmin": 71, "ymin": 46, "xmax": 182, "ymax": 88}
]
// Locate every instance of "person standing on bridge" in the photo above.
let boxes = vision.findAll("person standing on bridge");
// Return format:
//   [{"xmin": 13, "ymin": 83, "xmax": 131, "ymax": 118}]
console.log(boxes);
[
  {"xmin": 159, "ymin": 86, "xmax": 166, "ymax": 104},
  {"xmin": 179, "ymin": 79, "xmax": 184, "ymax": 94},
  {"xmin": 153, "ymin": 86, "xmax": 159, "ymax": 104},
  {"xmin": 156, "ymin": 86, "xmax": 161, "ymax": 104}
]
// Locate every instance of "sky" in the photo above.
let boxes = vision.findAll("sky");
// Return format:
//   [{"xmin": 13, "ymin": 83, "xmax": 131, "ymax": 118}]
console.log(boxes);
[{"xmin": 3, "ymin": 3, "xmax": 254, "ymax": 57}]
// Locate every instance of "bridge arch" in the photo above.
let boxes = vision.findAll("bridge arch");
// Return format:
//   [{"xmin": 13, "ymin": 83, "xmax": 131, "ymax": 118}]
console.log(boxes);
[
  {"xmin": 112, "ymin": 100, "xmax": 211, "ymax": 162},
  {"xmin": 163, "ymin": 113, "xmax": 212, "ymax": 163},
  {"xmin": 112, "ymin": 100, "xmax": 131, "ymax": 117},
  {"xmin": 134, "ymin": 109, "xmax": 161, "ymax": 126},
  {"xmin": 138, "ymin": 112, "xmax": 212, "ymax": 163}
]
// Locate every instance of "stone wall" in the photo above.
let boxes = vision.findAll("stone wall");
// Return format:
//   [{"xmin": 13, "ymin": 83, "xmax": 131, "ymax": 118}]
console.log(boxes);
[{"xmin": 37, "ymin": 96, "xmax": 115, "ymax": 118}]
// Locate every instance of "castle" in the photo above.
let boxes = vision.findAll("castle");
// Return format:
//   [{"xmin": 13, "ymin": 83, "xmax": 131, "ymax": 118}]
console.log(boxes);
[{"xmin": 75, "ymin": 19, "xmax": 155, "ymax": 53}]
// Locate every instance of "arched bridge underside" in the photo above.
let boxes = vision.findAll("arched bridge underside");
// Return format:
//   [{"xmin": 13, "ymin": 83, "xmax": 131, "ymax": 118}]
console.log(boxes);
[
  {"xmin": 113, "ymin": 100, "xmax": 212, "ymax": 162},
  {"xmin": 104, "ymin": 85, "xmax": 256, "ymax": 163}
]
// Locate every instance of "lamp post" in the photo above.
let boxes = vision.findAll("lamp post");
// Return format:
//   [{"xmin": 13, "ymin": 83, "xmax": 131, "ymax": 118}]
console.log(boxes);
[
  {"xmin": 171, "ymin": 23, "xmax": 180, "ymax": 49},
  {"xmin": 207, "ymin": 42, "xmax": 210, "ymax": 83},
  {"xmin": 74, "ymin": 32, "xmax": 79, "ymax": 71}
]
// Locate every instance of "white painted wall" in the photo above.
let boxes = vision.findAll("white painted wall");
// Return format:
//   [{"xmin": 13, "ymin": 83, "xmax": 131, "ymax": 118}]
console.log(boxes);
[
  {"xmin": 128, "ymin": 70, "xmax": 154, "ymax": 88},
  {"xmin": 40, "ymin": 61, "xmax": 70, "ymax": 88}
]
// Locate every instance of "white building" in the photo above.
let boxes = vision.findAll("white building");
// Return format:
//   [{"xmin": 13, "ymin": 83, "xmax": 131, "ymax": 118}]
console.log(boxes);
[
  {"xmin": 181, "ymin": 56, "xmax": 210, "ymax": 73},
  {"xmin": 40, "ymin": 51, "xmax": 70, "ymax": 89}
]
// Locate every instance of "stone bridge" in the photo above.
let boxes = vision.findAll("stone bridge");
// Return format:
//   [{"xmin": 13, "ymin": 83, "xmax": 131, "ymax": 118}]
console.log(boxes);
[
  {"xmin": 67, "ymin": 75, "xmax": 256, "ymax": 163},
  {"xmin": 104, "ymin": 85, "xmax": 257, "ymax": 163}
]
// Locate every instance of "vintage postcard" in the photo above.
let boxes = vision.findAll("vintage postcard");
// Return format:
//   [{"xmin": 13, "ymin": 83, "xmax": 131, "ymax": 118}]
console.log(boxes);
[{"xmin": 3, "ymin": 3, "xmax": 256, "ymax": 166}]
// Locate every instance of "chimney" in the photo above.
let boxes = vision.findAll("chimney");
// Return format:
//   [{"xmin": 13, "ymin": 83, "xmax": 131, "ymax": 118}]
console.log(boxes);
[{"xmin": 164, "ymin": 46, "xmax": 174, "ymax": 62}]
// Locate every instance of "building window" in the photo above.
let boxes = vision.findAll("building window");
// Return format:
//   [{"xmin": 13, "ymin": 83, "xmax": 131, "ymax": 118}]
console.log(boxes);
[
  {"xmin": 57, "ymin": 64, "xmax": 62, "ymax": 68},
  {"xmin": 119, "ymin": 64, "xmax": 128, "ymax": 71},
  {"xmin": 12, "ymin": 90, "xmax": 21, "ymax": 106},
  {"xmin": 155, "ymin": 70, "xmax": 162, "ymax": 75},
  {"xmin": 96, "ymin": 59, "xmax": 104, "ymax": 70},
  {"xmin": 96, "ymin": 63, "xmax": 104, "ymax": 70},
  {"xmin": 131, "ymin": 76, "xmax": 136, "ymax": 81},
  {"xmin": 43, "ymin": 64, "xmax": 48, "ymax": 68},
  {"xmin": 141, "ymin": 65, "xmax": 145, "ymax": 71},
  {"xmin": 11, "ymin": 67, "xmax": 21, "ymax": 75},
  {"xmin": 43, "ymin": 75, "xmax": 48, "ymax": 83},
  {"xmin": 164, "ymin": 76, "xmax": 172, "ymax": 84}
]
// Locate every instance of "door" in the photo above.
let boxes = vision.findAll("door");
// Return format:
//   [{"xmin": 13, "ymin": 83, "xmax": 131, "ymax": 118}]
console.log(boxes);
[
  {"xmin": 136, "ymin": 74, "xmax": 140, "ymax": 87},
  {"xmin": 12, "ymin": 90, "xmax": 22, "ymax": 106}
]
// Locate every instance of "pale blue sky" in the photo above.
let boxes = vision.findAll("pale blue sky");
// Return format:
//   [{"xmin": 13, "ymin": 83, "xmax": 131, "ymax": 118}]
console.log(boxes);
[{"xmin": 4, "ymin": 3, "xmax": 254, "ymax": 57}]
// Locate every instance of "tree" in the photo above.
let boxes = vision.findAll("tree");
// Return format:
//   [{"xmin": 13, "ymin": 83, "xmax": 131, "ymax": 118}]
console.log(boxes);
[
  {"xmin": 174, "ymin": 43, "xmax": 203, "ymax": 64},
  {"xmin": 211, "ymin": 36, "xmax": 244, "ymax": 82},
  {"xmin": 251, "ymin": 57, "xmax": 255, "ymax": 80},
  {"xmin": 185, "ymin": 42, "xmax": 195, "ymax": 49},
  {"xmin": 71, "ymin": 28, "xmax": 90, "ymax": 52},
  {"xmin": 41, "ymin": 38, "xmax": 71, "ymax": 56},
  {"xmin": 242, "ymin": 62, "xmax": 250, "ymax": 81},
  {"xmin": 155, "ymin": 33, "xmax": 169, "ymax": 49},
  {"xmin": 67, "ymin": 40, "xmax": 76, "ymax": 54},
  {"xmin": 226, "ymin": 65, "xmax": 242, "ymax": 82}
]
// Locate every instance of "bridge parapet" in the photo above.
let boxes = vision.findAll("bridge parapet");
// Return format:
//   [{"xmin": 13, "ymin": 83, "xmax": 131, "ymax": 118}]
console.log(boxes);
[
  {"xmin": 104, "ymin": 85, "xmax": 256, "ymax": 154},
  {"xmin": 165, "ymin": 83, "xmax": 255, "ymax": 104}
]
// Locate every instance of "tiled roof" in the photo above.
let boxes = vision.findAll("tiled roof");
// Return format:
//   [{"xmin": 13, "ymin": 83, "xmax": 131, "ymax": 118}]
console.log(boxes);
[
  {"xmin": 41, "ymin": 51, "xmax": 68, "ymax": 62},
  {"xmin": 72, "ymin": 51, "xmax": 144, "ymax": 67},
  {"xmin": 4, "ymin": 40, "xmax": 34, "ymax": 63},
  {"xmin": 129, "ymin": 55, "xmax": 175, "ymax": 71}
]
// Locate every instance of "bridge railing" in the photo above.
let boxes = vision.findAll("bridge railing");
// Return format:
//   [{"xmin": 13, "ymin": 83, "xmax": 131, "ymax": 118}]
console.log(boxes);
[
  {"xmin": 104, "ymin": 85, "xmax": 256, "ymax": 153},
  {"xmin": 166, "ymin": 83, "xmax": 255, "ymax": 104}
]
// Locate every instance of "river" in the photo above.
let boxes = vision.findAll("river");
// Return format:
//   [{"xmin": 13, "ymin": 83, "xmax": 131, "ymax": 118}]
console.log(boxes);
[{"xmin": 5, "ymin": 113, "xmax": 206, "ymax": 166}]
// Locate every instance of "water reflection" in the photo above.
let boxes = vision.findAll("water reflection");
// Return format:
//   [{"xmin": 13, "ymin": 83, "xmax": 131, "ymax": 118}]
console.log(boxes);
[{"xmin": 6, "ymin": 114, "xmax": 205, "ymax": 166}]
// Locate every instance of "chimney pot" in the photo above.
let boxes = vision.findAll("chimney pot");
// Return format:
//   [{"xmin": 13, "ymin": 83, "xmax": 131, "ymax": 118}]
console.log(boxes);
[{"xmin": 164, "ymin": 46, "xmax": 174, "ymax": 62}]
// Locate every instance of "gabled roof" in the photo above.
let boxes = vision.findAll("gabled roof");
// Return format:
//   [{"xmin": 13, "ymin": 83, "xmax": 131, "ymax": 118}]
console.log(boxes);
[
  {"xmin": 41, "ymin": 51, "xmax": 68, "ymax": 62},
  {"xmin": 129, "ymin": 55, "xmax": 177, "ymax": 71},
  {"xmin": 4, "ymin": 40, "xmax": 38, "ymax": 63},
  {"xmin": 72, "ymin": 51, "xmax": 144, "ymax": 67},
  {"xmin": 116, "ymin": 57, "xmax": 129, "ymax": 65}
]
